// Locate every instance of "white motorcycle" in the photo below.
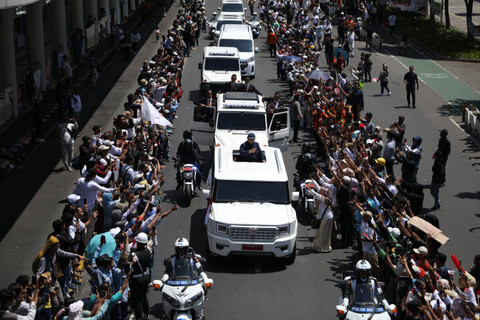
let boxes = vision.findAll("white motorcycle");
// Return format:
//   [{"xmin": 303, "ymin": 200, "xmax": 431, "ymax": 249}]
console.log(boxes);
[
  {"xmin": 336, "ymin": 277, "xmax": 397, "ymax": 320},
  {"xmin": 153, "ymin": 257, "xmax": 213, "ymax": 320}
]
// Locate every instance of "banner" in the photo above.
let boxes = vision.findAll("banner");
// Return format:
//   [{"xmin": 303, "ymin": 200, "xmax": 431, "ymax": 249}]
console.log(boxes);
[{"xmin": 141, "ymin": 98, "xmax": 172, "ymax": 127}]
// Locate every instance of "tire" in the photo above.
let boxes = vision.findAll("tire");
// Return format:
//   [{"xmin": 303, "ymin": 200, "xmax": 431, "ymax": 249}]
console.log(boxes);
[
  {"xmin": 306, "ymin": 201, "xmax": 315, "ymax": 217},
  {"xmin": 284, "ymin": 243, "xmax": 296, "ymax": 265},
  {"xmin": 185, "ymin": 186, "xmax": 192, "ymax": 206}
]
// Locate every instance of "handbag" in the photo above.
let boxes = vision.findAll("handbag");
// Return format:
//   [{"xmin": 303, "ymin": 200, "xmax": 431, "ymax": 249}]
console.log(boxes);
[{"xmin": 310, "ymin": 204, "xmax": 329, "ymax": 229}]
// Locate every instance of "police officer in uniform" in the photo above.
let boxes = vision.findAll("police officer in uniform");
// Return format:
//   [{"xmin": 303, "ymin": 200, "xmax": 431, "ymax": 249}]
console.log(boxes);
[
  {"xmin": 130, "ymin": 232, "xmax": 153, "ymax": 320},
  {"xmin": 341, "ymin": 260, "xmax": 389, "ymax": 309},
  {"xmin": 162, "ymin": 238, "xmax": 207, "ymax": 282}
]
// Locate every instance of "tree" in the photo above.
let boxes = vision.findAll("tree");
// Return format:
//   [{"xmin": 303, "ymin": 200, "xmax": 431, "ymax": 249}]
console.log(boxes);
[
  {"xmin": 464, "ymin": 0, "xmax": 475, "ymax": 38},
  {"xmin": 445, "ymin": 0, "xmax": 450, "ymax": 28}
]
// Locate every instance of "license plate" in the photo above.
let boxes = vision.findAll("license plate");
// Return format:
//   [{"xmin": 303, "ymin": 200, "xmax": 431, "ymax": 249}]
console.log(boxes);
[{"xmin": 242, "ymin": 244, "xmax": 263, "ymax": 251}]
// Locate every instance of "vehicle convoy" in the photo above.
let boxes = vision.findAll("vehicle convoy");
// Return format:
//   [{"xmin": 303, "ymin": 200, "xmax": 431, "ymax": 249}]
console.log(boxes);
[
  {"xmin": 191, "ymin": 92, "xmax": 290, "ymax": 150},
  {"xmin": 153, "ymin": 239, "xmax": 213, "ymax": 320},
  {"xmin": 218, "ymin": 24, "xmax": 258, "ymax": 78},
  {"xmin": 198, "ymin": 47, "xmax": 241, "ymax": 96},
  {"xmin": 202, "ymin": 146, "xmax": 299, "ymax": 263}
]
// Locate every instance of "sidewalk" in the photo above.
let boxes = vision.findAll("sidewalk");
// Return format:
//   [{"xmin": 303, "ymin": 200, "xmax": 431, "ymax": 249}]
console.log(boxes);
[
  {"xmin": 0, "ymin": 1, "xmax": 173, "ymax": 249},
  {"xmin": 0, "ymin": 1, "xmax": 171, "ymax": 186}
]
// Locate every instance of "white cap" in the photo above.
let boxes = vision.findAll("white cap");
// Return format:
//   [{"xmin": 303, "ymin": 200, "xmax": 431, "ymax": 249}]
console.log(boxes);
[
  {"xmin": 387, "ymin": 227, "xmax": 401, "ymax": 238},
  {"xmin": 135, "ymin": 232, "xmax": 148, "ymax": 244},
  {"xmin": 413, "ymin": 246, "xmax": 428, "ymax": 256},
  {"xmin": 67, "ymin": 194, "xmax": 81, "ymax": 205}
]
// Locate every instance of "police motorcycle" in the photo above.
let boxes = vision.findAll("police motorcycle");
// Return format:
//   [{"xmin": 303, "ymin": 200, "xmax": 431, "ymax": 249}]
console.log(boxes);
[
  {"xmin": 246, "ymin": 12, "xmax": 262, "ymax": 38},
  {"xmin": 336, "ymin": 260, "xmax": 397, "ymax": 320},
  {"xmin": 174, "ymin": 160, "xmax": 199, "ymax": 206},
  {"xmin": 153, "ymin": 239, "xmax": 213, "ymax": 320},
  {"xmin": 293, "ymin": 144, "xmax": 317, "ymax": 217}
]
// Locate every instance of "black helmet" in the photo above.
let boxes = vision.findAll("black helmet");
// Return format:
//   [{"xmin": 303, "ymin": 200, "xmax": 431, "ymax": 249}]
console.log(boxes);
[
  {"xmin": 304, "ymin": 153, "xmax": 313, "ymax": 162},
  {"xmin": 184, "ymin": 139, "xmax": 193, "ymax": 150},
  {"xmin": 302, "ymin": 142, "xmax": 312, "ymax": 154},
  {"xmin": 183, "ymin": 130, "xmax": 193, "ymax": 140}
]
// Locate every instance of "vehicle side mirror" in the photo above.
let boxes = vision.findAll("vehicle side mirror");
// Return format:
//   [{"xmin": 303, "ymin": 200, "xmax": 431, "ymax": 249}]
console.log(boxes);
[
  {"xmin": 209, "ymin": 119, "xmax": 215, "ymax": 127},
  {"xmin": 198, "ymin": 63, "xmax": 202, "ymax": 69},
  {"xmin": 244, "ymin": 8, "xmax": 247, "ymax": 11},
  {"xmin": 254, "ymin": 47, "xmax": 259, "ymax": 53},
  {"xmin": 217, "ymin": 7, "xmax": 220, "ymax": 11},
  {"xmin": 291, "ymin": 191, "xmax": 299, "ymax": 201},
  {"xmin": 202, "ymin": 189, "xmax": 210, "ymax": 199}
]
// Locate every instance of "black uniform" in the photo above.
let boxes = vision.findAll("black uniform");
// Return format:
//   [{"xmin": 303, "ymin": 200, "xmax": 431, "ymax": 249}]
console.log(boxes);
[{"xmin": 130, "ymin": 246, "xmax": 153, "ymax": 320}]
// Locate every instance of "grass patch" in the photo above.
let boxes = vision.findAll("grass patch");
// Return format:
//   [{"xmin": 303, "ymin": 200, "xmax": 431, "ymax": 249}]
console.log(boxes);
[{"xmin": 384, "ymin": 6, "xmax": 480, "ymax": 60}]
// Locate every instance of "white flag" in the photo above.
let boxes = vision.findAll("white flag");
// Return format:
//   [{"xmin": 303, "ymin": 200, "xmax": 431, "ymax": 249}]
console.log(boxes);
[{"xmin": 141, "ymin": 98, "xmax": 173, "ymax": 127}]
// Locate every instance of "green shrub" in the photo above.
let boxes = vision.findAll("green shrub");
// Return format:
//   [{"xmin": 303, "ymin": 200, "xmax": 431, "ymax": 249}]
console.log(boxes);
[{"xmin": 383, "ymin": 6, "xmax": 480, "ymax": 59}]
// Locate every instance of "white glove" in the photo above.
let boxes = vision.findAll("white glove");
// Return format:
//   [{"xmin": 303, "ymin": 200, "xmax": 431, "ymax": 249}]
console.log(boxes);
[
  {"xmin": 343, "ymin": 298, "xmax": 349, "ymax": 306},
  {"xmin": 161, "ymin": 274, "xmax": 169, "ymax": 282}
]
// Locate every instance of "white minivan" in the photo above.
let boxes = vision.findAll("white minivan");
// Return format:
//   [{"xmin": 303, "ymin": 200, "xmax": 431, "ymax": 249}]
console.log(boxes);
[
  {"xmin": 203, "ymin": 146, "xmax": 298, "ymax": 263},
  {"xmin": 218, "ymin": 24, "xmax": 258, "ymax": 78},
  {"xmin": 218, "ymin": 0, "xmax": 245, "ymax": 19},
  {"xmin": 209, "ymin": 13, "xmax": 243, "ymax": 39}
]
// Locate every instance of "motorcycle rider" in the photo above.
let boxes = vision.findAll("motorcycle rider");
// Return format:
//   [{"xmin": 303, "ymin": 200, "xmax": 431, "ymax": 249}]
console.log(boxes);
[
  {"xmin": 341, "ymin": 260, "xmax": 390, "ymax": 310},
  {"xmin": 176, "ymin": 130, "xmax": 202, "ymax": 190},
  {"xmin": 162, "ymin": 238, "xmax": 209, "ymax": 288},
  {"xmin": 295, "ymin": 152, "xmax": 316, "ymax": 191}
]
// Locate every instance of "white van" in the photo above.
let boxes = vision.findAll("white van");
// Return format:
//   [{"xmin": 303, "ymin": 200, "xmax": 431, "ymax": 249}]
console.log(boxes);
[
  {"xmin": 203, "ymin": 146, "xmax": 298, "ymax": 263},
  {"xmin": 191, "ymin": 92, "xmax": 290, "ymax": 150},
  {"xmin": 209, "ymin": 13, "xmax": 243, "ymax": 39},
  {"xmin": 218, "ymin": 24, "xmax": 258, "ymax": 78},
  {"xmin": 218, "ymin": 0, "xmax": 245, "ymax": 18},
  {"xmin": 198, "ymin": 47, "xmax": 241, "ymax": 96}
]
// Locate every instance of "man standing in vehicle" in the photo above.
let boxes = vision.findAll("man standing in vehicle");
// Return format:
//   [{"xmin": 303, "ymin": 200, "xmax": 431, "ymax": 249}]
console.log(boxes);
[{"xmin": 239, "ymin": 133, "xmax": 266, "ymax": 162}]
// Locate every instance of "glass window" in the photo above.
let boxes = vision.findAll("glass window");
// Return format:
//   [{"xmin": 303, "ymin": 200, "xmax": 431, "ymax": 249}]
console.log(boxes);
[
  {"xmin": 217, "ymin": 113, "xmax": 266, "ymax": 130},
  {"xmin": 219, "ymin": 39, "xmax": 253, "ymax": 53},
  {"xmin": 204, "ymin": 58, "xmax": 239, "ymax": 71},
  {"xmin": 214, "ymin": 180, "xmax": 289, "ymax": 204},
  {"xmin": 221, "ymin": 3, "xmax": 243, "ymax": 12},
  {"xmin": 216, "ymin": 20, "xmax": 243, "ymax": 31},
  {"xmin": 193, "ymin": 106, "xmax": 215, "ymax": 123}
]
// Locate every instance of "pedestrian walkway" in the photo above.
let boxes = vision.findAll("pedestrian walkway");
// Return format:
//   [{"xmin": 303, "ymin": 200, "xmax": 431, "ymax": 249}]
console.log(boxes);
[{"xmin": 396, "ymin": 56, "xmax": 480, "ymax": 107}]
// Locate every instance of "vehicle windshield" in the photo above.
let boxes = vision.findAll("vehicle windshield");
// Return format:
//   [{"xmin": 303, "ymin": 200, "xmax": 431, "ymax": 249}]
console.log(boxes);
[
  {"xmin": 204, "ymin": 58, "xmax": 239, "ymax": 71},
  {"xmin": 216, "ymin": 20, "xmax": 242, "ymax": 31},
  {"xmin": 214, "ymin": 180, "xmax": 289, "ymax": 204},
  {"xmin": 217, "ymin": 112, "xmax": 265, "ymax": 130},
  {"xmin": 221, "ymin": 3, "xmax": 243, "ymax": 12},
  {"xmin": 170, "ymin": 258, "xmax": 199, "ymax": 281},
  {"xmin": 352, "ymin": 283, "xmax": 377, "ymax": 306},
  {"xmin": 219, "ymin": 39, "xmax": 252, "ymax": 53}
]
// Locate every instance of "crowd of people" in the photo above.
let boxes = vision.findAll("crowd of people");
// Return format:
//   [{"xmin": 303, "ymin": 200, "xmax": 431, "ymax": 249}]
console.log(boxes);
[
  {"xmin": 1, "ymin": 1, "xmax": 478, "ymax": 320},
  {"xmin": 0, "ymin": 2, "xmax": 214, "ymax": 320},
  {"xmin": 258, "ymin": 0, "xmax": 479, "ymax": 319}
]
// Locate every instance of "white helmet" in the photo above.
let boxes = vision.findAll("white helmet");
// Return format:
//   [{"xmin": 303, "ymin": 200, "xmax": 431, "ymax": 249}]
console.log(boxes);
[
  {"xmin": 355, "ymin": 259, "xmax": 371, "ymax": 272},
  {"xmin": 135, "ymin": 232, "xmax": 148, "ymax": 244},
  {"xmin": 213, "ymin": 12, "xmax": 217, "ymax": 15},
  {"xmin": 174, "ymin": 237, "xmax": 189, "ymax": 250}
]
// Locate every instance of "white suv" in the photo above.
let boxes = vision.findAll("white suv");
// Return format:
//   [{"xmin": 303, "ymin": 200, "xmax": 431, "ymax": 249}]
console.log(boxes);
[
  {"xmin": 203, "ymin": 146, "xmax": 299, "ymax": 263},
  {"xmin": 218, "ymin": 24, "xmax": 258, "ymax": 78},
  {"xmin": 218, "ymin": 0, "xmax": 245, "ymax": 18}
]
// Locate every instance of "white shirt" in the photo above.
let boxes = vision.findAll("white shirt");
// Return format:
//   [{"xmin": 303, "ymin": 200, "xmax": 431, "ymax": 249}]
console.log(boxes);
[
  {"xmin": 58, "ymin": 122, "xmax": 78, "ymax": 145},
  {"xmin": 71, "ymin": 94, "xmax": 82, "ymax": 112},
  {"xmin": 73, "ymin": 177, "xmax": 113, "ymax": 209},
  {"xmin": 388, "ymin": 15, "xmax": 396, "ymax": 26},
  {"xmin": 360, "ymin": 218, "xmax": 378, "ymax": 255},
  {"xmin": 69, "ymin": 217, "xmax": 86, "ymax": 239}
]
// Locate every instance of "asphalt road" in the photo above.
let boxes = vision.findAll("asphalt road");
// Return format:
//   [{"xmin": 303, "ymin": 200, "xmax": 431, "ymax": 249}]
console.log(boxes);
[{"xmin": 0, "ymin": 1, "xmax": 479, "ymax": 319}]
